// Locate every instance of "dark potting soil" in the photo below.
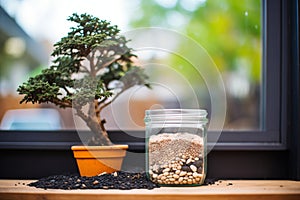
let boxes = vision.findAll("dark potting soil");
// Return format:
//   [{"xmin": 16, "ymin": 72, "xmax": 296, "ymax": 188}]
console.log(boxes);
[
  {"xmin": 28, "ymin": 172, "xmax": 217, "ymax": 190},
  {"xmin": 28, "ymin": 171, "xmax": 160, "ymax": 190}
]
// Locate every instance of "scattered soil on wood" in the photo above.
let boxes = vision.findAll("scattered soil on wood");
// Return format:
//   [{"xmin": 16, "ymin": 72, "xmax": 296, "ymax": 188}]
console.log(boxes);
[
  {"xmin": 28, "ymin": 172, "xmax": 159, "ymax": 190},
  {"xmin": 28, "ymin": 171, "xmax": 217, "ymax": 190}
]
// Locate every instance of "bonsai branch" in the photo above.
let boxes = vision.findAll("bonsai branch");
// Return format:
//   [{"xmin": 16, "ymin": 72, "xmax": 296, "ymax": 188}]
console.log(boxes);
[
  {"xmin": 97, "ymin": 87, "xmax": 127, "ymax": 113},
  {"xmin": 52, "ymin": 98, "xmax": 72, "ymax": 108},
  {"xmin": 62, "ymin": 86, "xmax": 72, "ymax": 96},
  {"xmin": 79, "ymin": 65, "xmax": 90, "ymax": 74},
  {"xmin": 95, "ymin": 58, "xmax": 118, "ymax": 73}
]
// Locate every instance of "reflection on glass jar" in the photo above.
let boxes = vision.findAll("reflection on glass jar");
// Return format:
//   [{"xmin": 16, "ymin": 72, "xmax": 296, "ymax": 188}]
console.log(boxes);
[{"xmin": 144, "ymin": 109, "xmax": 208, "ymax": 186}]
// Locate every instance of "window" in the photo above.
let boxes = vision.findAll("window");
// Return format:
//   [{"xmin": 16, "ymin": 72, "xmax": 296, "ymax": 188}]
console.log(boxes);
[{"xmin": 0, "ymin": 0, "xmax": 282, "ymax": 146}]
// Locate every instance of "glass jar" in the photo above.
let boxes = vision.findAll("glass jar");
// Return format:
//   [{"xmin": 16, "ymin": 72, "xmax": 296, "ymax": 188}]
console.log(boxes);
[{"xmin": 144, "ymin": 109, "xmax": 208, "ymax": 186}]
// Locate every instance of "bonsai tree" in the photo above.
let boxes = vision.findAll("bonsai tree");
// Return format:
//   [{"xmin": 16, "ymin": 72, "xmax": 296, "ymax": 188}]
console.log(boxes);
[{"xmin": 17, "ymin": 13, "xmax": 150, "ymax": 146}]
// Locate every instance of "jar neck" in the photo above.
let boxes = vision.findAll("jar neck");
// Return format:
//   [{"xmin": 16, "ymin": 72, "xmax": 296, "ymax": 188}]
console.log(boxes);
[{"xmin": 145, "ymin": 109, "xmax": 208, "ymax": 124}]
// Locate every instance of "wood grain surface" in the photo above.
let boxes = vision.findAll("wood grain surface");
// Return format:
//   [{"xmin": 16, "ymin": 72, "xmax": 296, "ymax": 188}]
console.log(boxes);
[{"xmin": 0, "ymin": 179, "xmax": 300, "ymax": 200}]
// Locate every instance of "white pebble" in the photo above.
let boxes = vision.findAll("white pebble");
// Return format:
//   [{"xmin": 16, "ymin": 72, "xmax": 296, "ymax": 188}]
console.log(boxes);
[
  {"xmin": 190, "ymin": 165, "xmax": 197, "ymax": 172},
  {"xmin": 193, "ymin": 172, "xmax": 200, "ymax": 178},
  {"xmin": 179, "ymin": 171, "xmax": 187, "ymax": 176},
  {"xmin": 169, "ymin": 178, "xmax": 175, "ymax": 182},
  {"xmin": 98, "ymin": 172, "xmax": 107, "ymax": 176},
  {"xmin": 173, "ymin": 174, "xmax": 179, "ymax": 179},
  {"xmin": 186, "ymin": 158, "xmax": 192, "ymax": 164},
  {"xmin": 152, "ymin": 173, "xmax": 158, "ymax": 179},
  {"xmin": 163, "ymin": 168, "xmax": 170, "ymax": 173}
]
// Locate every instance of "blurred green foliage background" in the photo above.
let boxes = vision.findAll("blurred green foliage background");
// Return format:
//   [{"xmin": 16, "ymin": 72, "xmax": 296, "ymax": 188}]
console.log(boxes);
[
  {"xmin": 129, "ymin": 0, "xmax": 262, "ymax": 129},
  {"xmin": 130, "ymin": 0, "xmax": 261, "ymax": 83}
]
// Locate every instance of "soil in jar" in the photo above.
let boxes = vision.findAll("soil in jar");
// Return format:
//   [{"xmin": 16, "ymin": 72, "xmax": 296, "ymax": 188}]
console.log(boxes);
[{"xmin": 148, "ymin": 132, "xmax": 205, "ymax": 185}]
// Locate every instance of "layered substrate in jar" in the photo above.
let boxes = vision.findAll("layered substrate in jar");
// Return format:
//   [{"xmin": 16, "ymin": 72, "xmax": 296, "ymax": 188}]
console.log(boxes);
[{"xmin": 148, "ymin": 132, "xmax": 205, "ymax": 185}]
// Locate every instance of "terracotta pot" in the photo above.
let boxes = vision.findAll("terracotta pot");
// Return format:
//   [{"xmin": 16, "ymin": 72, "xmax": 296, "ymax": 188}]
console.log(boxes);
[{"xmin": 71, "ymin": 145, "xmax": 128, "ymax": 176}]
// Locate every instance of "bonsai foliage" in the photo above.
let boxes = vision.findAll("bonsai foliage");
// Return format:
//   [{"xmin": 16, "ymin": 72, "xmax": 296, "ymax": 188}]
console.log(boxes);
[{"xmin": 17, "ymin": 13, "xmax": 150, "ymax": 145}]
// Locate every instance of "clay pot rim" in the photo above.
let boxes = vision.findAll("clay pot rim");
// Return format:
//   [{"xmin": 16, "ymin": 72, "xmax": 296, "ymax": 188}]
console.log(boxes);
[{"xmin": 71, "ymin": 145, "xmax": 128, "ymax": 151}]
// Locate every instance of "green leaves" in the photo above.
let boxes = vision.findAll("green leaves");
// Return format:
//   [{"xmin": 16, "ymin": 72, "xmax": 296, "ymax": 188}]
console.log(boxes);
[
  {"xmin": 17, "ymin": 13, "xmax": 150, "ymax": 108},
  {"xmin": 73, "ymin": 76, "xmax": 112, "ymax": 107},
  {"xmin": 17, "ymin": 78, "xmax": 61, "ymax": 105},
  {"xmin": 52, "ymin": 13, "xmax": 121, "ymax": 58},
  {"xmin": 67, "ymin": 13, "xmax": 120, "ymax": 36}
]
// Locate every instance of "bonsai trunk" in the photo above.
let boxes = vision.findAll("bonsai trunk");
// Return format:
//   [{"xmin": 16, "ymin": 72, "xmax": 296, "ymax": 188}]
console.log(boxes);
[
  {"xmin": 86, "ymin": 119, "xmax": 113, "ymax": 146},
  {"xmin": 75, "ymin": 107, "xmax": 113, "ymax": 146}
]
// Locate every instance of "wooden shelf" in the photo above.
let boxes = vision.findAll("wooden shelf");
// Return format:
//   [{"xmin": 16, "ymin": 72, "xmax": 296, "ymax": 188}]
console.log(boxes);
[{"xmin": 0, "ymin": 180, "xmax": 300, "ymax": 200}]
